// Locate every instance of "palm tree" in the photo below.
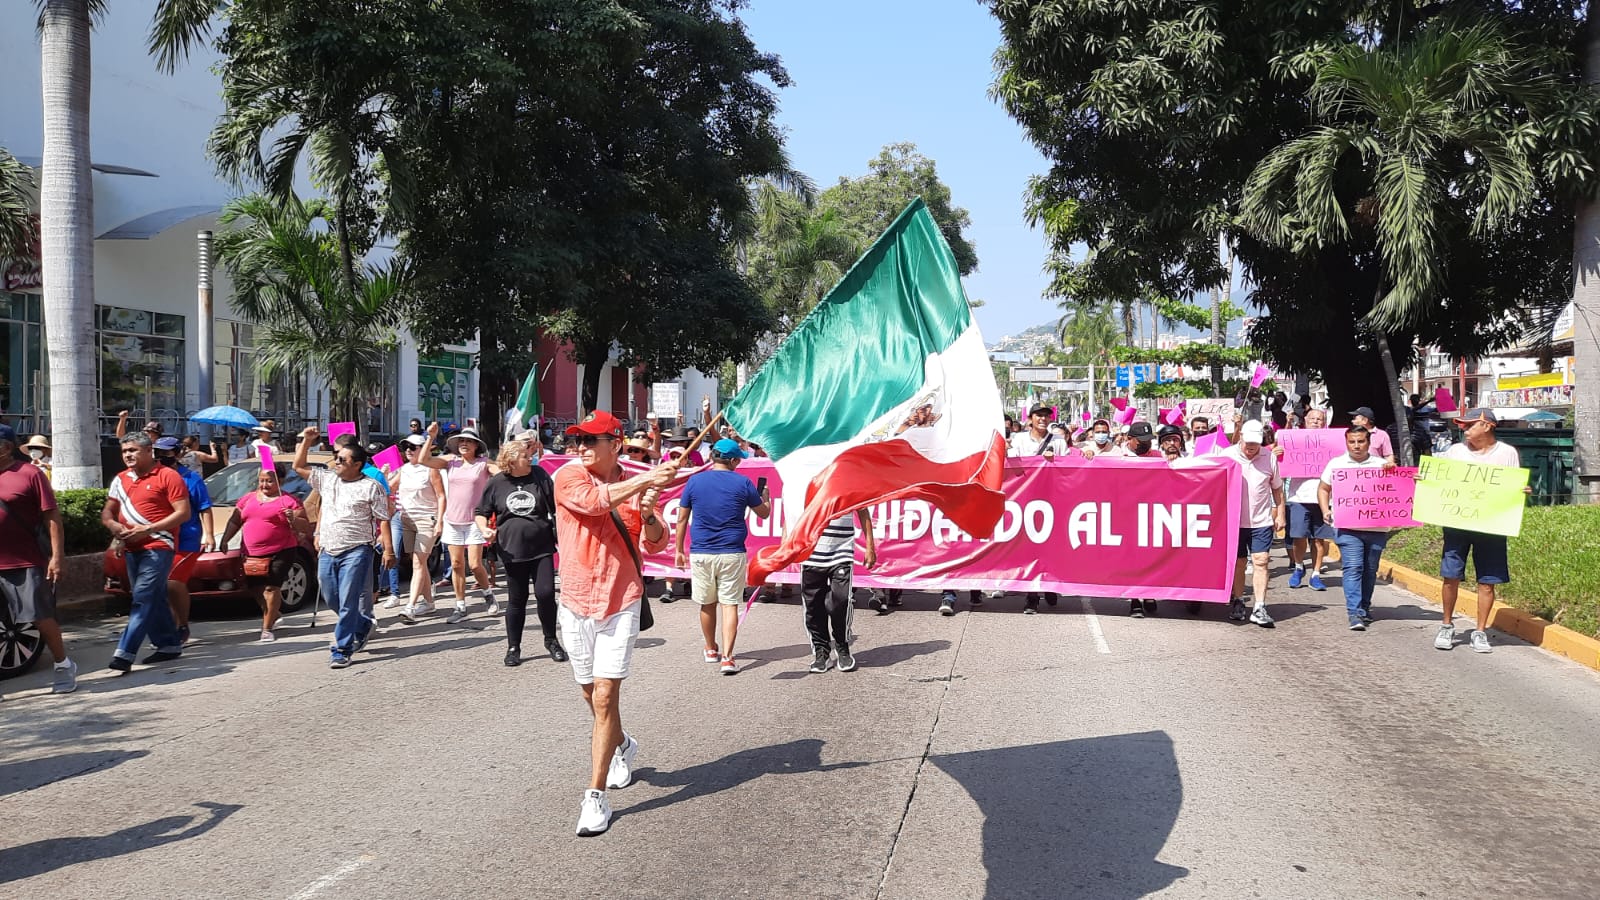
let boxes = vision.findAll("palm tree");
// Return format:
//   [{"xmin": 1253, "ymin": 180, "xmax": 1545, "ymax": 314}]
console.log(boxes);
[
  {"xmin": 214, "ymin": 194, "xmax": 404, "ymax": 426},
  {"xmin": 36, "ymin": 0, "xmax": 100, "ymax": 488},
  {"xmin": 1241, "ymin": 21, "xmax": 1566, "ymax": 465},
  {"xmin": 0, "ymin": 147, "xmax": 37, "ymax": 259}
]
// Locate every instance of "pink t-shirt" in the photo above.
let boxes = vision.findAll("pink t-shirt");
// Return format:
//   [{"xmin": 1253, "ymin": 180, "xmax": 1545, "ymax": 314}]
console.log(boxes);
[
  {"xmin": 236, "ymin": 491, "xmax": 303, "ymax": 556},
  {"xmin": 1224, "ymin": 445, "xmax": 1283, "ymax": 528},
  {"xmin": 444, "ymin": 459, "xmax": 490, "ymax": 524}
]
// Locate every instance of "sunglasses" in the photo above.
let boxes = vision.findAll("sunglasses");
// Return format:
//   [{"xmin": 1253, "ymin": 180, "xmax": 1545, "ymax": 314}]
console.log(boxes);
[
  {"xmin": 573, "ymin": 434, "xmax": 614, "ymax": 448},
  {"xmin": 335, "ymin": 455, "xmax": 360, "ymax": 465}
]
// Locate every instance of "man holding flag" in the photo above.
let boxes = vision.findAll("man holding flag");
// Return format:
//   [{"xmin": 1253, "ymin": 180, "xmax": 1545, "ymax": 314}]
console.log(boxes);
[
  {"xmin": 719, "ymin": 198, "xmax": 1006, "ymax": 603},
  {"xmin": 505, "ymin": 362, "xmax": 542, "ymax": 438}
]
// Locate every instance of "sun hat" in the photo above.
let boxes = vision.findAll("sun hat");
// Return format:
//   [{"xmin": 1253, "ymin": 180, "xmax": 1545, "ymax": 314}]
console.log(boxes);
[
  {"xmin": 445, "ymin": 426, "xmax": 488, "ymax": 454},
  {"xmin": 23, "ymin": 434, "xmax": 51, "ymax": 452},
  {"xmin": 252, "ymin": 425, "xmax": 272, "ymax": 434},
  {"xmin": 1240, "ymin": 420, "xmax": 1266, "ymax": 443},
  {"xmin": 711, "ymin": 438, "xmax": 748, "ymax": 460},
  {"xmin": 565, "ymin": 410, "xmax": 626, "ymax": 439},
  {"xmin": 624, "ymin": 437, "xmax": 655, "ymax": 458},
  {"xmin": 664, "ymin": 425, "xmax": 692, "ymax": 444},
  {"xmin": 402, "ymin": 434, "xmax": 427, "ymax": 447}
]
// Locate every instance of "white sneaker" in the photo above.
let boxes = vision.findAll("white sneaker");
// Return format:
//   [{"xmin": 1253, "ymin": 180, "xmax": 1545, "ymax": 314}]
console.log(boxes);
[
  {"xmin": 1249, "ymin": 605, "xmax": 1275, "ymax": 629},
  {"xmin": 51, "ymin": 659, "xmax": 79, "ymax": 694},
  {"xmin": 381, "ymin": 596, "xmax": 400, "ymax": 609},
  {"xmin": 607, "ymin": 734, "xmax": 639, "ymax": 789},
  {"xmin": 485, "ymin": 599, "xmax": 503, "ymax": 617},
  {"xmin": 259, "ymin": 630, "xmax": 276, "ymax": 643},
  {"xmin": 447, "ymin": 604, "xmax": 468, "ymax": 624},
  {"xmin": 1433, "ymin": 624, "xmax": 1455, "ymax": 650},
  {"xmin": 1470, "ymin": 629, "xmax": 1492, "ymax": 653},
  {"xmin": 409, "ymin": 599, "xmax": 434, "ymax": 617},
  {"xmin": 575, "ymin": 789, "xmax": 611, "ymax": 836}
]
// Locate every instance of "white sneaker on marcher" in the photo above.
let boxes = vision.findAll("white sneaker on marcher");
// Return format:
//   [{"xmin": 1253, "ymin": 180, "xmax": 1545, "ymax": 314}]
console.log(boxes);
[
  {"xmin": 51, "ymin": 659, "xmax": 79, "ymax": 694},
  {"xmin": 259, "ymin": 630, "xmax": 276, "ymax": 643},
  {"xmin": 1433, "ymin": 624, "xmax": 1455, "ymax": 650},
  {"xmin": 381, "ymin": 596, "xmax": 400, "ymax": 609},
  {"xmin": 575, "ymin": 789, "xmax": 611, "ymax": 836},
  {"xmin": 485, "ymin": 599, "xmax": 503, "ymax": 617},
  {"xmin": 607, "ymin": 734, "xmax": 639, "ymax": 789},
  {"xmin": 1470, "ymin": 629, "xmax": 1492, "ymax": 653}
]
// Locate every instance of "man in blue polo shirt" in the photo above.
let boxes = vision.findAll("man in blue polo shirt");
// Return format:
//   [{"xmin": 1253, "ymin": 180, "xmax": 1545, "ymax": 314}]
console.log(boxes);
[
  {"xmin": 673, "ymin": 439, "xmax": 770, "ymax": 674},
  {"xmin": 154, "ymin": 437, "xmax": 214, "ymax": 644}
]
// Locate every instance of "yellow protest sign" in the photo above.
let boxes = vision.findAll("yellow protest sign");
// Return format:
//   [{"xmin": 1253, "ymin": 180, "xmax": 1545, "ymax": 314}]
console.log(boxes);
[{"xmin": 1412, "ymin": 456, "xmax": 1528, "ymax": 537}]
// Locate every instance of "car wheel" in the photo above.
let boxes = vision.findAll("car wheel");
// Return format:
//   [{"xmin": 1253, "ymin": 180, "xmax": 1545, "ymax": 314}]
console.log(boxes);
[
  {"xmin": 0, "ymin": 612, "xmax": 44, "ymax": 680},
  {"xmin": 277, "ymin": 554, "xmax": 314, "ymax": 613}
]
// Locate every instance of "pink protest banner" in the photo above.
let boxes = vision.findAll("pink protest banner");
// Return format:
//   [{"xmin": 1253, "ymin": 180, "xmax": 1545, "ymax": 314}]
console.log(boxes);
[
  {"xmin": 1192, "ymin": 430, "xmax": 1231, "ymax": 456},
  {"xmin": 1109, "ymin": 397, "xmax": 1128, "ymax": 411},
  {"xmin": 1114, "ymin": 405, "xmax": 1138, "ymax": 425},
  {"xmin": 1250, "ymin": 363, "xmax": 1271, "ymax": 388},
  {"xmin": 372, "ymin": 444, "xmax": 403, "ymax": 474},
  {"xmin": 327, "ymin": 421, "xmax": 356, "ymax": 444},
  {"xmin": 1275, "ymin": 428, "xmax": 1347, "ymax": 478},
  {"xmin": 1081, "ymin": 411, "xmax": 1092, "ymax": 423},
  {"xmin": 1187, "ymin": 398, "xmax": 1235, "ymax": 426},
  {"xmin": 543, "ymin": 455, "xmax": 1243, "ymax": 602},
  {"xmin": 1433, "ymin": 386, "xmax": 1458, "ymax": 413},
  {"xmin": 1329, "ymin": 466, "xmax": 1420, "ymax": 529},
  {"xmin": 258, "ymin": 445, "xmax": 274, "ymax": 469}
]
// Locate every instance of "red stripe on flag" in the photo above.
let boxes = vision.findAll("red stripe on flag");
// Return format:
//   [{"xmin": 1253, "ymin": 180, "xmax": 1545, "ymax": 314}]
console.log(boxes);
[{"xmin": 747, "ymin": 433, "xmax": 1008, "ymax": 586}]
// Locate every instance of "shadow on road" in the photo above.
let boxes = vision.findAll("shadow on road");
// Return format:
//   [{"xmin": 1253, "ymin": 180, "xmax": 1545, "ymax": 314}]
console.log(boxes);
[
  {"xmin": 0, "ymin": 801, "xmax": 241, "ymax": 885},
  {"xmin": 0, "ymin": 749, "xmax": 151, "ymax": 797},
  {"xmin": 855, "ymin": 639, "xmax": 951, "ymax": 668},
  {"xmin": 622, "ymin": 738, "xmax": 866, "ymax": 821},
  {"xmin": 931, "ymin": 731, "xmax": 1189, "ymax": 899}
]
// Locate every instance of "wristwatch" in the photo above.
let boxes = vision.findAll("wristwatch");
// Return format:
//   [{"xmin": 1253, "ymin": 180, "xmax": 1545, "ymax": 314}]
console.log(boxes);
[{"xmin": 643, "ymin": 515, "xmax": 661, "ymax": 527}]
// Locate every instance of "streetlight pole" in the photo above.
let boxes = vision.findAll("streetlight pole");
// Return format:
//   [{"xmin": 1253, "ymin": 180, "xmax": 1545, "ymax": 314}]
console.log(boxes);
[{"xmin": 197, "ymin": 230, "xmax": 214, "ymax": 442}]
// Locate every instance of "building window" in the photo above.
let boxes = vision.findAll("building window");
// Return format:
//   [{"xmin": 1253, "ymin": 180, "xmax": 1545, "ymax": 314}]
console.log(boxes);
[
  {"xmin": 0, "ymin": 292, "xmax": 45, "ymax": 432},
  {"xmin": 417, "ymin": 350, "xmax": 472, "ymax": 425},
  {"xmin": 98, "ymin": 305, "xmax": 185, "ymax": 432},
  {"xmin": 212, "ymin": 320, "xmax": 309, "ymax": 425}
]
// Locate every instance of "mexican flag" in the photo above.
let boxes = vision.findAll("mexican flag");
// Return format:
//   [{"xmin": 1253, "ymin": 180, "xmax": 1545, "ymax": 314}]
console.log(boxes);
[
  {"xmin": 724, "ymin": 199, "xmax": 1007, "ymax": 585},
  {"xmin": 504, "ymin": 362, "xmax": 541, "ymax": 435}
]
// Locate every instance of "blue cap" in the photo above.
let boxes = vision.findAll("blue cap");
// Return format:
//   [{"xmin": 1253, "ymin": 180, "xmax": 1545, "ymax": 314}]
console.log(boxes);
[
  {"xmin": 711, "ymin": 438, "xmax": 748, "ymax": 460},
  {"xmin": 154, "ymin": 436, "xmax": 181, "ymax": 451},
  {"xmin": 0, "ymin": 424, "xmax": 16, "ymax": 445}
]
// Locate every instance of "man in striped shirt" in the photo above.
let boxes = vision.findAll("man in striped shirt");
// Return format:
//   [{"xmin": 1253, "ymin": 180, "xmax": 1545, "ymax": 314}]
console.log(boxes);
[
  {"xmin": 802, "ymin": 508, "xmax": 876, "ymax": 674},
  {"xmin": 102, "ymin": 432, "xmax": 192, "ymax": 672}
]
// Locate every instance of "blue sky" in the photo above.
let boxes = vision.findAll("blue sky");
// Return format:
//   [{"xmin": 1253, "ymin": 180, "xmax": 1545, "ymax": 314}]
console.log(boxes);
[{"xmin": 740, "ymin": 0, "xmax": 1058, "ymax": 342}]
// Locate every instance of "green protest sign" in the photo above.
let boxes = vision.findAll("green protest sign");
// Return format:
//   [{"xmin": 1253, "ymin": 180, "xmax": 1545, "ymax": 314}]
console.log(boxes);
[{"xmin": 1412, "ymin": 456, "xmax": 1528, "ymax": 537}]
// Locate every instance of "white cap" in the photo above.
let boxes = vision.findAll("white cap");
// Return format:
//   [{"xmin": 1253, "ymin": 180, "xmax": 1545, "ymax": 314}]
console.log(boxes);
[{"xmin": 1240, "ymin": 420, "xmax": 1265, "ymax": 444}]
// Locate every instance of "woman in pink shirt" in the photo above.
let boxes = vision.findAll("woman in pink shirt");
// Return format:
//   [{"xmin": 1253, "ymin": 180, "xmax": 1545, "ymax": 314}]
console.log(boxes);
[
  {"xmin": 416, "ymin": 423, "xmax": 496, "ymax": 623},
  {"xmin": 221, "ymin": 468, "xmax": 305, "ymax": 642},
  {"xmin": 553, "ymin": 410, "xmax": 674, "ymax": 837}
]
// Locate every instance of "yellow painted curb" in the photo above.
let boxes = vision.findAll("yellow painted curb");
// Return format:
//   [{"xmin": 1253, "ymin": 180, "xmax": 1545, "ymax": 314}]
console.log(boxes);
[{"xmin": 1379, "ymin": 559, "xmax": 1600, "ymax": 673}]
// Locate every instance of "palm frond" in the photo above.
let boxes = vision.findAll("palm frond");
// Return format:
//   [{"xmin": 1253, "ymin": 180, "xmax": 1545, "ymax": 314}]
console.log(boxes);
[{"xmin": 148, "ymin": 0, "xmax": 223, "ymax": 74}]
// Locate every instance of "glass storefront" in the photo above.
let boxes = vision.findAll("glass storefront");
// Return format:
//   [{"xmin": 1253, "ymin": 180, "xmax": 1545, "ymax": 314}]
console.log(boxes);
[
  {"xmin": 98, "ymin": 304, "xmax": 186, "ymax": 432},
  {"xmin": 212, "ymin": 320, "xmax": 310, "ymax": 425},
  {"xmin": 418, "ymin": 350, "xmax": 472, "ymax": 425},
  {"xmin": 0, "ymin": 293, "xmax": 46, "ymax": 432}
]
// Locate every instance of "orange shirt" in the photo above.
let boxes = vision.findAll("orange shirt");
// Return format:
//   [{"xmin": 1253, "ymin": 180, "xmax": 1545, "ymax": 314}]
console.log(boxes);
[
  {"xmin": 108, "ymin": 465, "xmax": 189, "ymax": 551},
  {"xmin": 554, "ymin": 460, "xmax": 669, "ymax": 620}
]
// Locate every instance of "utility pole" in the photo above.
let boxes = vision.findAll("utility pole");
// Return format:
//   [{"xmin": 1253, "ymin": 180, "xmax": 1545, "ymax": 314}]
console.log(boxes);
[{"xmin": 197, "ymin": 230, "xmax": 214, "ymax": 442}]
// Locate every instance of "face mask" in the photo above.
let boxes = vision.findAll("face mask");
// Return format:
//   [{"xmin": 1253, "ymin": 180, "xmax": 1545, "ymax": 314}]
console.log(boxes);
[
  {"xmin": 29, "ymin": 449, "xmax": 43, "ymax": 460},
  {"xmin": 1093, "ymin": 433, "xmax": 1111, "ymax": 446}
]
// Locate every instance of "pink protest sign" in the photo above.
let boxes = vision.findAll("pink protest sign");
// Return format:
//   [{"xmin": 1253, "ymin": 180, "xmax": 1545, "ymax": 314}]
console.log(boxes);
[
  {"xmin": 1081, "ymin": 411, "xmax": 1092, "ymax": 423},
  {"xmin": 1250, "ymin": 363, "xmax": 1271, "ymax": 388},
  {"xmin": 1434, "ymin": 386, "xmax": 1458, "ymax": 413},
  {"xmin": 258, "ymin": 445, "xmax": 275, "ymax": 469},
  {"xmin": 1329, "ymin": 466, "xmax": 1420, "ymax": 529},
  {"xmin": 1114, "ymin": 406, "xmax": 1138, "ymax": 425},
  {"xmin": 372, "ymin": 444, "xmax": 403, "ymax": 474},
  {"xmin": 543, "ymin": 455, "xmax": 1243, "ymax": 602},
  {"xmin": 1275, "ymin": 428, "xmax": 1347, "ymax": 478},
  {"xmin": 1109, "ymin": 397, "xmax": 1129, "ymax": 411},
  {"xmin": 327, "ymin": 421, "xmax": 356, "ymax": 444},
  {"xmin": 1193, "ymin": 430, "xmax": 1231, "ymax": 456},
  {"xmin": 1160, "ymin": 406, "xmax": 1184, "ymax": 426}
]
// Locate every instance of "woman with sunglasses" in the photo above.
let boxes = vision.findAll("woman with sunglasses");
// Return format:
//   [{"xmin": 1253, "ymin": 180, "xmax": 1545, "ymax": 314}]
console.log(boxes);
[
  {"xmin": 415, "ymin": 421, "xmax": 497, "ymax": 623},
  {"xmin": 389, "ymin": 434, "xmax": 446, "ymax": 621},
  {"xmin": 475, "ymin": 439, "xmax": 560, "ymax": 666}
]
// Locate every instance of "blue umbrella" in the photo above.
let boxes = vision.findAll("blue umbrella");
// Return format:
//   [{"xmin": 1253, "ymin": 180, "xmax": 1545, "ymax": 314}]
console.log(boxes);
[{"xmin": 189, "ymin": 405, "xmax": 260, "ymax": 429}]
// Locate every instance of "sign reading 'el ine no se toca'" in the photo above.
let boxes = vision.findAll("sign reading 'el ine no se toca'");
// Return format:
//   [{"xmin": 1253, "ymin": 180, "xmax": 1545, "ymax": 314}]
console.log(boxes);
[{"xmin": 1411, "ymin": 457, "xmax": 1528, "ymax": 537}]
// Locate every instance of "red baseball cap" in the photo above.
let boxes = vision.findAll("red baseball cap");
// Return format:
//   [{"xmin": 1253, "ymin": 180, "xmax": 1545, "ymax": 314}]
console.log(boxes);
[{"xmin": 566, "ymin": 410, "xmax": 625, "ymax": 439}]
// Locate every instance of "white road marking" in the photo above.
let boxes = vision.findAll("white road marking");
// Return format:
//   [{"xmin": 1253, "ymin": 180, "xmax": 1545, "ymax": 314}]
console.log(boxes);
[
  {"xmin": 288, "ymin": 855, "xmax": 374, "ymax": 899},
  {"xmin": 1080, "ymin": 596, "xmax": 1111, "ymax": 654}
]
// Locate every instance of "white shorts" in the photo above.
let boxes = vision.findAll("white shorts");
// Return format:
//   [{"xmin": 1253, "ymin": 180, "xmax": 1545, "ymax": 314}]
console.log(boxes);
[
  {"xmin": 691, "ymin": 552, "xmax": 747, "ymax": 606},
  {"xmin": 440, "ymin": 521, "xmax": 484, "ymax": 546},
  {"xmin": 558, "ymin": 603, "xmax": 639, "ymax": 684}
]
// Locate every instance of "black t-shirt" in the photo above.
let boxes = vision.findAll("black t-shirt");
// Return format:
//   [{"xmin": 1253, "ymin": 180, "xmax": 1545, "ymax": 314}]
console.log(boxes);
[{"xmin": 475, "ymin": 469, "xmax": 557, "ymax": 561}]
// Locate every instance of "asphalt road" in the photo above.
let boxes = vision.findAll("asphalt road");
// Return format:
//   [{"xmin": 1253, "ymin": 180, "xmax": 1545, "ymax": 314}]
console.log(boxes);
[{"xmin": 3, "ymin": 571, "xmax": 1598, "ymax": 899}]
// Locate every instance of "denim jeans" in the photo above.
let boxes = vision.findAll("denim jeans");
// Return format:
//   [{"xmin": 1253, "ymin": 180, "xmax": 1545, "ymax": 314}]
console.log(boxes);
[
  {"xmin": 319, "ymin": 544, "xmax": 375, "ymax": 655},
  {"xmin": 116, "ymin": 548, "xmax": 180, "ymax": 661},
  {"xmin": 1333, "ymin": 530, "xmax": 1391, "ymax": 618},
  {"xmin": 385, "ymin": 513, "xmax": 404, "ymax": 596}
]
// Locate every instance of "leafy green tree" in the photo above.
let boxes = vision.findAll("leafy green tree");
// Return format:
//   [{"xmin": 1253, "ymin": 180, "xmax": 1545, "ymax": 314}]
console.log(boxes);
[
  {"xmin": 743, "ymin": 185, "xmax": 865, "ymax": 331},
  {"xmin": 0, "ymin": 147, "xmax": 35, "ymax": 259},
  {"xmin": 818, "ymin": 143, "xmax": 978, "ymax": 277},
  {"xmin": 214, "ymin": 194, "xmax": 404, "ymax": 430},
  {"xmin": 987, "ymin": 1, "xmax": 1599, "ymax": 423},
  {"xmin": 1241, "ymin": 19, "xmax": 1599, "ymax": 463}
]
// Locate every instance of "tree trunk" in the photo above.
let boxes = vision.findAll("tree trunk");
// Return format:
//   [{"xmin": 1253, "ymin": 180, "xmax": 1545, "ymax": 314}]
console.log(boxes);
[
  {"xmin": 1571, "ymin": 9, "xmax": 1600, "ymax": 503},
  {"xmin": 578, "ymin": 341, "xmax": 607, "ymax": 415},
  {"xmin": 1374, "ymin": 329, "xmax": 1414, "ymax": 467},
  {"xmin": 334, "ymin": 191, "xmax": 359, "ymax": 296},
  {"xmin": 1210, "ymin": 231, "xmax": 1228, "ymax": 397},
  {"xmin": 40, "ymin": 1, "xmax": 99, "ymax": 488}
]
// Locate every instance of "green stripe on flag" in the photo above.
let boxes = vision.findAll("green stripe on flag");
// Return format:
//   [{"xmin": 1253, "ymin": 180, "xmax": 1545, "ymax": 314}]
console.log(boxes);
[{"xmin": 726, "ymin": 199, "xmax": 971, "ymax": 460}]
